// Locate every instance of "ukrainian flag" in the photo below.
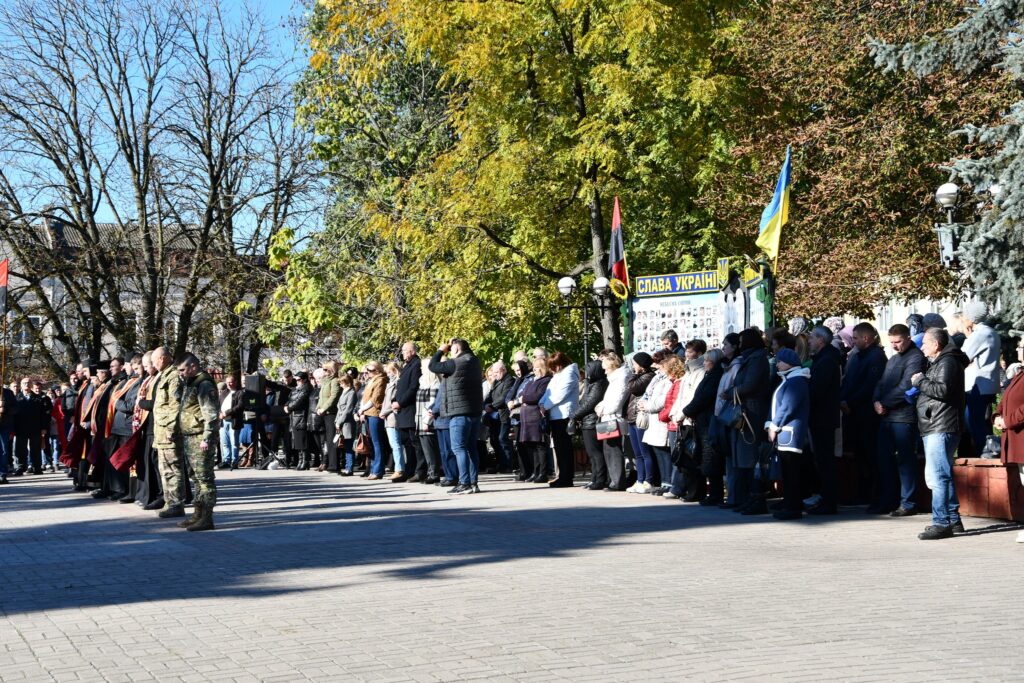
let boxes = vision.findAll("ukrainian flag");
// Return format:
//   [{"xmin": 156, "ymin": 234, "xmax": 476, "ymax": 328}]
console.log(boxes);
[{"xmin": 756, "ymin": 145, "xmax": 792, "ymax": 261}]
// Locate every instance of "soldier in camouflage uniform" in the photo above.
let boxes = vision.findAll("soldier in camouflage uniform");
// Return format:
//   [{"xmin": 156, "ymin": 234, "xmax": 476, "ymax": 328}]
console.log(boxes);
[
  {"xmin": 176, "ymin": 353, "xmax": 221, "ymax": 531},
  {"xmin": 150, "ymin": 347, "xmax": 185, "ymax": 518}
]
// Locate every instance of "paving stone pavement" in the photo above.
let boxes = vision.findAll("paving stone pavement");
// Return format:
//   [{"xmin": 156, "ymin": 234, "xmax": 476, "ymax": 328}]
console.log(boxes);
[{"xmin": 1, "ymin": 468, "xmax": 1023, "ymax": 682}]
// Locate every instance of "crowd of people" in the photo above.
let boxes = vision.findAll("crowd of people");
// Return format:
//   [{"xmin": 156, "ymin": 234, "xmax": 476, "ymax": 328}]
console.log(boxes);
[{"xmin": 1, "ymin": 300, "xmax": 1023, "ymax": 542}]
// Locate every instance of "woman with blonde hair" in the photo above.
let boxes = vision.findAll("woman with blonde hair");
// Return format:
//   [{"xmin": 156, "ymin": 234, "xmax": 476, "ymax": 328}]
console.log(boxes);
[
  {"xmin": 594, "ymin": 350, "xmax": 631, "ymax": 491},
  {"xmin": 380, "ymin": 361, "xmax": 406, "ymax": 481},
  {"xmin": 358, "ymin": 362, "xmax": 388, "ymax": 479},
  {"xmin": 317, "ymin": 361, "xmax": 341, "ymax": 472}
]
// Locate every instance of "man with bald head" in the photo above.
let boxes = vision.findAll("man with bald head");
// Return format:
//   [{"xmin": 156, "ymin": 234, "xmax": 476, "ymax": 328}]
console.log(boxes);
[{"xmin": 151, "ymin": 347, "xmax": 185, "ymax": 518}]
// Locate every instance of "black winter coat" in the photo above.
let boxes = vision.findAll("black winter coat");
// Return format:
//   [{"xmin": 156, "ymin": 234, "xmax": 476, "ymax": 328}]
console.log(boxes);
[
  {"xmin": 809, "ymin": 343, "xmax": 842, "ymax": 431},
  {"xmin": 733, "ymin": 348, "xmax": 771, "ymax": 437},
  {"xmin": 395, "ymin": 357, "xmax": 422, "ymax": 429},
  {"xmin": 573, "ymin": 361, "xmax": 608, "ymax": 429},
  {"xmin": 682, "ymin": 364, "xmax": 723, "ymax": 434},
  {"xmin": 839, "ymin": 345, "xmax": 886, "ymax": 413},
  {"xmin": 429, "ymin": 351, "xmax": 483, "ymax": 417},
  {"xmin": 873, "ymin": 345, "xmax": 926, "ymax": 424},
  {"xmin": 307, "ymin": 385, "xmax": 323, "ymax": 432},
  {"xmin": 287, "ymin": 383, "xmax": 311, "ymax": 432},
  {"xmin": 485, "ymin": 374, "xmax": 514, "ymax": 423},
  {"xmin": 112, "ymin": 377, "xmax": 141, "ymax": 437},
  {"xmin": 914, "ymin": 344, "xmax": 970, "ymax": 435}
]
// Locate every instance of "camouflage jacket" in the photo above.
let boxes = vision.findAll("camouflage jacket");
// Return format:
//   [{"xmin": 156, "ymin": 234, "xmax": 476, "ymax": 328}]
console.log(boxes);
[
  {"xmin": 177, "ymin": 371, "xmax": 220, "ymax": 440},
  {"xmin": 152, "ymin": 365, "xmax": 181, "ymax": 447}
]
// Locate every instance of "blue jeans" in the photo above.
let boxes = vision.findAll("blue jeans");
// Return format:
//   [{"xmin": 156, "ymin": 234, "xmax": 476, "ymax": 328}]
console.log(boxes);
[
  {"xmin": 437, "ymin": 428, "xmax": 457, "ymax": 481},
  {"xmin": 449, "ymin": 415, "xmax": 480, "ymax": 485},
  {"xmin": 876, "ymin": 421, "xmax": 920, "ymax": 511},
  {"xmin": 338, "ymin": 438, "xmax": 354, "ymax": 472},
  {"xmin": 923, "ymin": 432, "xmax": 961, "ymax": 527},
  {"xmin": 366, "ymin": 417, "xmax": 387, "ymax": 476},
  {"xmin": 0, "ymin": 428, "xmax": 9, "ymax": 476},
  {"xmin": 629, "ymin": 425, "xmax": 656, "ymax": 484},
  {"xmin": 220, "ymin": 422, "xmax": 239, "ymax": 465},
  {"xmin": 650, "ymin": 445, "xmax": 673, "ymax": 488},
  {"xmin": 386, "ymin": 426, "xmax": 405, "ymax": 472},
  {"xmin": 965, "ymin": 386, "xmax": 995, "ymax": 456}
]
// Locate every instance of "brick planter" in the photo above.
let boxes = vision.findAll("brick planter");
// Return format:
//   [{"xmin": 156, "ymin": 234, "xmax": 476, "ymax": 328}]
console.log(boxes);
[{"xmin": 952, "ymin": 458, "xmax": 1024, "ymax": 521}]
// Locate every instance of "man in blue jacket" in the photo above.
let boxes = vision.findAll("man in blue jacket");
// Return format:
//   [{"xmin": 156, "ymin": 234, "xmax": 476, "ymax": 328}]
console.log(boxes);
[
  {"xmin": 839, "ymin": 322, "xmax": 886, "ymax": 504},
  {"xmin": 870, "ymin": 324, "xmax": 926, "ymax": 516}
]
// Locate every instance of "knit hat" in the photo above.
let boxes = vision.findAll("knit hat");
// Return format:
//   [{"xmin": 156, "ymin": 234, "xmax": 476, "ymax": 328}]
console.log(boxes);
[
  {"xmin": 823, "ymin": 316, "xmax": 844, "ymax": 334},
  {"xmin": 775, "ymin": 348, "xmax": 801, "ymax": 368},
  {"xmin": 632, "ymin": 352, "xmax": 654, "ymax": 371},
  {"xmin": 788, "ymin": 317, "xmax": 809, "ymax": 336},
  {"xmin": 922, "ymin": 313, "xmax": 947, "ymax": 329},
  {"xmin": 963, "ymin": 301, "xmax": 989, "ymax": 323}
]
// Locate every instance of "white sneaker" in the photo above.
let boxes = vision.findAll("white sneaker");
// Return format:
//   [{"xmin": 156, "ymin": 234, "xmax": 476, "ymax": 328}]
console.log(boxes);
[
  {"xmin": 663, "ymin": 491, "xmax": 680, "ymax": 500},
  {"xmin": 626, "ymin": 482, "xmax": 644, "ymax": 493},
  {"xmin": 639, "ymin": 481, "xmax": 653, "ymax": 493},
  {"xmin": 1016, "ymin": 531, "xmax": 1024, "ymax": 544},
  {"xmin": 803, "ymin": 494, "xmax": 822, "ymax": 508}
]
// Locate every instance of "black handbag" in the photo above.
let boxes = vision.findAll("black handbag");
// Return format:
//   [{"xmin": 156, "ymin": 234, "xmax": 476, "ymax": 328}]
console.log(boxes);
[
  {"xmin": 595, "ymin": 419, "xmax": 622, "ymax": 441},
  {"xmin": 671, "ymin": 426, "xmax": 698, "ymax": 467}
]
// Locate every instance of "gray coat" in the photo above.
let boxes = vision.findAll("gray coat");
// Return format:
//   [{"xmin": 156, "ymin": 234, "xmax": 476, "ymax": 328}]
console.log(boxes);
[{"xmin": 334, "ymin": 387, "xmax": 357, "ymax": 440}]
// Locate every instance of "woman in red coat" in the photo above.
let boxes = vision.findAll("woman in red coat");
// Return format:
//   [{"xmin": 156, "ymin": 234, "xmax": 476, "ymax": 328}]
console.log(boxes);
[{"xmin": 993, "ymin": 339, "xmax": 1024, "ymax": 543}]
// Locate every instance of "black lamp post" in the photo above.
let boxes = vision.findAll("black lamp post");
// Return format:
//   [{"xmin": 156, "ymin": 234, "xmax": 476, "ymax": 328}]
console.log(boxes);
[{"xmin": 557, "ymin": 275, "xmax": 612, "ymax": 361}]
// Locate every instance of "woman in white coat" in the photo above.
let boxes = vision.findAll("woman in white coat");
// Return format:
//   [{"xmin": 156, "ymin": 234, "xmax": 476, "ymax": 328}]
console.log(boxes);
[{"xmin": 594, "ymin": 350, "xmax": 632, "ymax": 491}]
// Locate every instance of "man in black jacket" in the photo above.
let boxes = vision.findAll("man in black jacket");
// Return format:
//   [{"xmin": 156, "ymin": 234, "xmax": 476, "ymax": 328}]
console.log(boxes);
[
  {"xmin": 485, "ymin": 361, "xmax": 514, "ymax": 474},
  {"xmin": 284, "ymin": 373, "xmax": 310, "ymax": 470},
  {"xmin": 393, "ymin": 342, "xmax": 423, "ymax": 482},
  {"xmin": 105, "ymin": 356, "xmax": 142, "ymax": 502},
  {"xmin": 911, "ymin": 328, "xmax": 969, "ymax": 540},
  {"xmin": 839, "ymin": 323, "xmax": 886, "ymax": 504},
  {"xmin": 808, "ymin": 327, "xmax": 842, "ymax": 514},
  {"xmin": 871, "ymin": 324, "xmax": 926, "ymax": 515},
  {"xmin": 429, "ymin": 338, "xmax": 483, "ymax": 494}
]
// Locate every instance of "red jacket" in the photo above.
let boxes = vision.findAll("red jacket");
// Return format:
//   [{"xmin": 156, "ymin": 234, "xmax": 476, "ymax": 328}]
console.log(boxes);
[
  {"xmin": 995, "ymin": 373, "xmax": 1024, "ymax": 465},
  {"xmin": 660, "ymin": 379, "xmax": 681, "ymax": 432}
]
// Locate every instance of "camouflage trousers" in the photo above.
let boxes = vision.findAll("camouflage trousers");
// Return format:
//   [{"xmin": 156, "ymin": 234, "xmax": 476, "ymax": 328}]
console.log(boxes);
[
  {"xmin": 183, "ymin": 434, "xmax": 217, "ymax": 508},
  {"xmin": 156, "ymin": 445, "xmax": 185, "ymax": 506}
]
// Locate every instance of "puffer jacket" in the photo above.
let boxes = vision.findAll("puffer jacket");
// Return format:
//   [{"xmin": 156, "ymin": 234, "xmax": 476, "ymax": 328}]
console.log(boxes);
[
  {"xmin": 177, "ymin": 371, "xmax": 220, "ymax": 440},
  {"xmin": 913, "ymin": 344, "xmax": 970, "ymax": 436},
  {"xmin": 429, "ymin": 350, "xmax": 484, "ymax": 417},
  {"xmin": 572, "ymin": 361, "xmax": 607, "ymax": 429},
  {"xmin": 767, "ymin": 366, "xmax": 811, "ymax": 453},
  {"xmin": 286, "ymin": 382, "xmax": 310, "ymax": 432},
  {"xmin": 641, "ymin": 373, "xmax": 672, "ymax": 447},
  {"xmin": 596, "ymin": 365, "xmax": 632, "ymax": 421}
]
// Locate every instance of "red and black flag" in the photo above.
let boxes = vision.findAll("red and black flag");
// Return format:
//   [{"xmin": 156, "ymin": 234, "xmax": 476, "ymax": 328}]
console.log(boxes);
[
  {"xmin": 608, "ymin": 197, "xmax": 629, "ymax": 292},
  {"xmin": 0, "ymin": 258, "xmax": 8, "ymax": 317}
]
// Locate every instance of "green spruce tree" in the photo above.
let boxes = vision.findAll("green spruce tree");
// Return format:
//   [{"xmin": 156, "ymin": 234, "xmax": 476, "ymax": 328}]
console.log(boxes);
[{"xmin": 872, "ymin": 0, "xmax": 1024, "ymax": 328}]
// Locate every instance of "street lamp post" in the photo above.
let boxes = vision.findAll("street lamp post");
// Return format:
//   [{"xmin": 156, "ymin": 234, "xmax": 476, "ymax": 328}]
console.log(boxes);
[
  {"xmin": 557, "ymin": 276, "xmax": 612, "ymax": 361},
  {"xmin": 933, "ymin": 181, "xmax": 999, "ymax": 268}
]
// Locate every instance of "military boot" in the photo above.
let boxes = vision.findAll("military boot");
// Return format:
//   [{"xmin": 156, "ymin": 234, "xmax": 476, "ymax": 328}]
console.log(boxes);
[
  {"xmin": 177, "ymin": 504, "xmax": 201, "ymax": 528},
  {"xmin": 186, "ymin": 502, "xmax": 215, "ymax": 532},
  {"xmin": 157, "ymin": 503, "xmax": 185, "ymax": 518}
]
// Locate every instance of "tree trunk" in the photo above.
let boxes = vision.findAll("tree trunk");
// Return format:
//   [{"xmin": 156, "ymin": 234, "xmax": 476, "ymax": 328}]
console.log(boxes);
[{"xmin": 587, "ymin": 181, "xmax": 621, "ymax": 354}]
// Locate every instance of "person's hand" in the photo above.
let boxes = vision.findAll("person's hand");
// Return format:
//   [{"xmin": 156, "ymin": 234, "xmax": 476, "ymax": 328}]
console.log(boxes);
[
  {"xmin": 840, "ymin": 401, "xmax": 850, "ymax": 416},
  {"xmin": 391, "ymin": 401, "xmax": 400, "ymax": 411},
  {"xmin": 994, "ymin": 414, "xmax": 1006, "ymax": 431},
  {"xmin": 333, "ymin": 434, "xmax": 341, "ymax": 445},
  {"xmin": 200, "ymin": 440, "xmax": 209, "ymax": 452},
  {"xmin": 439, "ymin": 343, "xmax": 451, "ymax": 354},
  {"xmin": 507, "ymin": 400, "xmax": 516, "ymax": 410},
  {"xmin": 284, "ymin": 406, "xmax": 289, "ymax": 414},
  {"xmin": 219, "ymin": 411, "xmax": 225, "ymax": 419},
  {"xmin": 768, "ymin": 428, "xmax": 777, "ymax": 443},
  {"xmin": 874, "ymin": 401, "xmax": 887, "ymax": 416},
  {"xmin": 911, "ymin": 372, "xmax": 923, "ymax": 385}
]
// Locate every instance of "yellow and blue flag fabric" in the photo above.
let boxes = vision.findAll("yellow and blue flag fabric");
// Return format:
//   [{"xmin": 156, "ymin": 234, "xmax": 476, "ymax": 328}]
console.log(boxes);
[{"xmin": 755, "ymin": 145, "xmax": 792, "ymax": 261}]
